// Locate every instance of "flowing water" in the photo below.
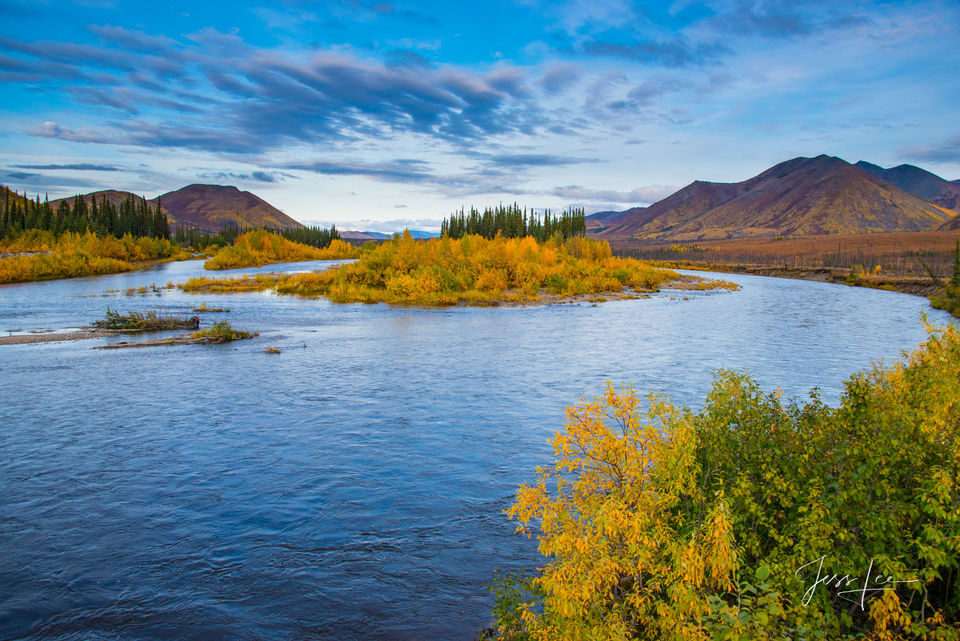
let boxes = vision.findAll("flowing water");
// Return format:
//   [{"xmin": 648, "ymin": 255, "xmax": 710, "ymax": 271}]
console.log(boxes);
[{"xmin": 0, "ymin": 259, "xmax": 954, "ymax": 640}]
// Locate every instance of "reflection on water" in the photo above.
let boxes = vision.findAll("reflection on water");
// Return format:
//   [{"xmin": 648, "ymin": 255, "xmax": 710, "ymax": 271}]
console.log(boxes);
[{"xmin": 0, "ymin": 261, "xmax": 954, "ymax": 640}]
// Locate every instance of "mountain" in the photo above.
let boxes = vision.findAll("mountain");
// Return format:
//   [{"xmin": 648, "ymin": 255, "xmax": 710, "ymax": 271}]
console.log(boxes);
[
  {"xmin": 340, "ymin": 229, "xmax": 440, "ymax": 241},
  {"xmin": 855, "ymin": 161, "xmax": 960, "ymax": 212},
  {"xmin": 45, "ymin": 185, "xmax": 303, "ymax": 232},
  {"xmin": 939, "ymin": 214, "xmax": 960, "ymax": 231},
  {"xmin": 596, "ymin": 155, "xmax": 952, "ymax": 241},
  {"xmin": 586, "ymin": 209, "xmax": 635, "ymax": 233},
  {"xmin": 152, "ymin": 184, "xmax": 301, "ymax": 232},
  {"xmin": 340, "ymin": 230, "xmax": 390, "ymax": 241}
]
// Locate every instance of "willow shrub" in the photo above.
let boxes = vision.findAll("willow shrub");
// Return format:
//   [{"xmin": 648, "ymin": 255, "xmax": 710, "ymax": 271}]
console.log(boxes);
[
  {"xmin": 267, "ymin": 230, "xmax": 679, "ymax": 305},
  {"xmin": 0, "ymin": 231, "xmax": 186, "ymax": 283},
  {"xmin": 203, "ymin": 229, "xmax": 359, "ymax": 270},
  {"xmin": 931, "ymin": 286, "xmax": 960, "ymax": 318},
  {"xmin": 501, "ymin": 323, "xmax": 960, "ymax": 640}
]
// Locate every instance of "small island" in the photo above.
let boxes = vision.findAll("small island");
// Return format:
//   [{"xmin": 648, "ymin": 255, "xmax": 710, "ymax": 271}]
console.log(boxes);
[{"xmin": 181, "ymin": 230, "xmax": 738, "ymax": 306}]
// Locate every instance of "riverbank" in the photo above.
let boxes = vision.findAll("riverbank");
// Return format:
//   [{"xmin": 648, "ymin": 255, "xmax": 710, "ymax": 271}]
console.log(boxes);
[
  {"xmin": 608, "ymin": 231, "xmax": 960, "ymax": 298},
  {"xmin": 643, "ymin": 260, "xmax": 939, "ymax": 296}
]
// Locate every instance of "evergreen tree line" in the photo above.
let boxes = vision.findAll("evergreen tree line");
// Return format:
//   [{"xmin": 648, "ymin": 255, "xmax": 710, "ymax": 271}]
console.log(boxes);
[
  {"xmin": 440, "ymin": 204, "xmax": 587, "ymax": 242},
  {"xmin": 174, "ymin": 223, "xmax": 340, "ymax": 250},
  {"xmin": 1, "ymin": 188, "xmax": 170, "ymax": 240}
]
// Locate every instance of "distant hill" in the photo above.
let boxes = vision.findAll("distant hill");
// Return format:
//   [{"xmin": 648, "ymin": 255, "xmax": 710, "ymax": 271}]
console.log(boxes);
[
  {"xmin": 595, "ymin": 155, "xmax": 951, "ymax": 241},
  {"xmin": 153, "ymin": 184, "xmax": 301, "ymax": 233},
  {"xmin": 44, "ymin": 185, "xmax": 303, "ymax": 232},
  {"xmin": 48, "ymin": 189, "xmax": 148, "ymax": 211},
  {"xmin": 2, "ymin": 186, "xmax": 32, "ymax": 209},
  {"xmin": 340, "ymin": 230, "xmax": 389, "ymax": 241},
  {"xmin": 586, "ymin": 209, "xmax": 633, "ymax": 233},
  {"xmin": 341, "ymin": 230, "xmax": 439, "ymax": 240},
  {"xmin": 47, "ymin": 189, "xmax": 182, "ymax": 225},
  {"xmin": 855, "ymin": 161, "xmax": 960, "ymax": 212}
]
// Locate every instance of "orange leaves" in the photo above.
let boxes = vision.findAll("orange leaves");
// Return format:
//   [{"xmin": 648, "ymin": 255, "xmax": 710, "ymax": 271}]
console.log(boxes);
[
  {"xmin": 502, "ymin": 383, "xmax": 743, "ymax": 640},
  {"xmin": 0, "ymin": 231, "xmax": 182, "ymax": 283},
  {"xmin": 182, "ymin": 232, "xmax": 692, "ymax": 306},
  {"xmin": 204, "ymin": 229, "xmax": 359, "ymax": 270}
]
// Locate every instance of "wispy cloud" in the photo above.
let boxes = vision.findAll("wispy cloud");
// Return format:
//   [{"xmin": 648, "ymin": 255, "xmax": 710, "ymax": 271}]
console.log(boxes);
[
  {"xmin": 902, "ymin": 134, "xmax": 960, "ymax": 164},
  {"xmin": 484, "ymin": 153, "xmax": 597, "ymax": 167},
  {"xmin": 8, "ymin": 33, "xmax": 549, "ymax": 154},
  {"xmin": 582, "ymin": 37, "xmax": 727, "ymax": 67},
  {"xmin": 11, "ymin": 163, "xmax": 122, "ymax": 171},
  {"xmin": 552, "ymin": 184, "xmax": 677, "ymax": 204},
  {"xmin": 196, "ymin": 170, "xmax": 298, "ymax": 183},
  {"xmin": 283, "ymin": 159, "xmax": 435, "ymax": 183}
]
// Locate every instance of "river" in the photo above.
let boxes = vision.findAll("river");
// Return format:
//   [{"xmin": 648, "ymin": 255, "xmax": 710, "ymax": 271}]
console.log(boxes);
[{"xmin": 0, "ymin": 259, "xmax": 954, "ymax": 640}]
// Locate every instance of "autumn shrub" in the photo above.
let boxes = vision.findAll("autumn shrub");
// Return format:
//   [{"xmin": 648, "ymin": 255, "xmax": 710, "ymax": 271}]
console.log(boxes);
[
  {"xmin": 498, "ymin": 323, "xmax": 960, "ymax": 640},
  {"xmin": 181, "ymin": 273, "xmax": 279, "ymax": 293},
  {"xmin": 268, "ymin": 230, "xmax": 684, "ymax": 305},
  {"xmin": 203, "ymin": 229, "xmax": 359, "ymax": 269},
  {"xmin": 192, "ymin": 321, "xmax": 255, "ymax": 341},
  {"xmin": 0, "ymin": 231, "xmax": 186, "ymax": 284},
  {"xmin": 931, "ymin": 286, "xmax": 960, "ymax": 318}
]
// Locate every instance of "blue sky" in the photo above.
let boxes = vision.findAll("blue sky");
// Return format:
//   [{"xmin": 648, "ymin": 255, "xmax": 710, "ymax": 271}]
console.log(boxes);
[{"xmin": 1, "ymin": 0, "xmax": 958, "ymax": 232}]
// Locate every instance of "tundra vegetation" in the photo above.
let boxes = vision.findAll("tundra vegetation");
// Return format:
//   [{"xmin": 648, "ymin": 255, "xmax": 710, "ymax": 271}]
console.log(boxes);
[
  {"xmin": 203, "ymin": 229, "xmax": 359, "ymax": 269},
  {"xmin": 91, "ymin": 308, "xmax": 199, "ymax": 331},
  {"xmin": 182, "ymin": 231, "xmax": 693, "ymax": 306},
  {"xmin": 930, "ymin": 240, "xmax": 960, "ymax": 317},
  {"xmin": 494, "ymin": 323, "xmax": 960, "ymax": 640},
  {"xmin": 0, "ymin": 230, "xmax": 188, "ymax": 284}
]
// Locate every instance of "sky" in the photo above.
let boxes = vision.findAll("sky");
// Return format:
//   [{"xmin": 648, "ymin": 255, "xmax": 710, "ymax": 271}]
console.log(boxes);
[{"xmin": 0, "ymin": 0, "xmax": 958, "ymax": 232}]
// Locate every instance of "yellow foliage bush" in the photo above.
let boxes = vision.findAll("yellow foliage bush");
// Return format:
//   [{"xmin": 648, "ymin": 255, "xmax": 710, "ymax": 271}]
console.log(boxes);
[
  {"xmin": 0, "ymin": 231, "xmax": 186, "ymax": 284},
  {"xmin": 203, "ymin": 230, "xmax": 359, "ymax": 270},
  {"xmin": 273, "ymin": 231, "xmax": 681, "ymax": 305},
  {"xmin": 497, "ymin": 323, "xmax": 960, "ymax": 640}
]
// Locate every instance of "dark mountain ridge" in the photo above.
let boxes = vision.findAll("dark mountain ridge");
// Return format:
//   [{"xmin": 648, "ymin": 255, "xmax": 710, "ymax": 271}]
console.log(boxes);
[{"xmin": 854, "ymin": 161, "xmax": 960, "ymax": 212}]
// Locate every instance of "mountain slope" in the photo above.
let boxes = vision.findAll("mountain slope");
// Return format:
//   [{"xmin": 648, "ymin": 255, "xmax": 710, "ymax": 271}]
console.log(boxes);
[
  {"xmin": 597, "ymin": 155, "xmax": 951, "ymax": 241},
  {"xmin": 152, "ymin": 184, "xmax": 302, "ymax": 232},
  {"xmin": 855, "ymin": 161, "xmax": 960, "ymax": 212},
  {"xmin": 939, "ymin": 214, "xmax": 960, "ymax": 231},
  {"xmin": 587, "ymin": 208, "xmax": 642, "ymax": 233}
]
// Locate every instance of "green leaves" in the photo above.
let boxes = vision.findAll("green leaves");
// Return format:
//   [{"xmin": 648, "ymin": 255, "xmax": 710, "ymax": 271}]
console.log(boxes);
[{"xmin": 496, "ymin": 324, "xmax": 960, "ymax": 639}]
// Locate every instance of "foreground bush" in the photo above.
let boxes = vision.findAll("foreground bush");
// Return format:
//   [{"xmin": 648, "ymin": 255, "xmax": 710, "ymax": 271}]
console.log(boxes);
[
  {"xmin": 498, "ymin": 323, "xmax": 960, "ymax": 640},
  {"xmin": 203, "ymin": 229, "xmax": 359, "ymax": 269},
  {"xmin": 0, "ymin": 230, "xmax": 188, "ymax": 283}
]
